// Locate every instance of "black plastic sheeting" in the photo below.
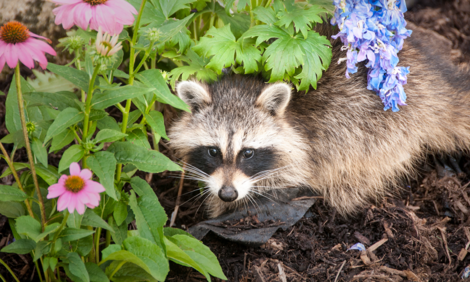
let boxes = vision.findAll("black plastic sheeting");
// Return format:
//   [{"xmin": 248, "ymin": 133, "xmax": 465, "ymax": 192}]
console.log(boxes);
[{"xmin": 188, "ymin": 188, "xmax": 317, "ymax": 246}]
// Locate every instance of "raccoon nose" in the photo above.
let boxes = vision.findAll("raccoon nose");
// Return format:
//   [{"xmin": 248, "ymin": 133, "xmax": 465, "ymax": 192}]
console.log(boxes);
[{"xmin": 218, "ymin": 186, "xmax": 238, "ymax": 202}]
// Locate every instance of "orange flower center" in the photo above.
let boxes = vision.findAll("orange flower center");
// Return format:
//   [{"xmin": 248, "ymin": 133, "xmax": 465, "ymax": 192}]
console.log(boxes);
[
  {"xmin": 0, "ymin": 21, "xmax": 30, "ymax": 44},
  {"xmin": 83, "ymin": 0, "xmax": 108, "ymax": 5},
  {"xmin": 65, "ymin": 176, "xmax": 85, "ymax": 193}
]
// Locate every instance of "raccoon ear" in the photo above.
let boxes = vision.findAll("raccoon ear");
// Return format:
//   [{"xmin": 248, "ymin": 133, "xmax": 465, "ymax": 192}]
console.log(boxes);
[
  {"xmin": 256, "ymin": 83, "xmax": 291, "ymax": 115},
  {"xmin": 176, "ymin": 81, "xmax": 211, "ymax": 113}
]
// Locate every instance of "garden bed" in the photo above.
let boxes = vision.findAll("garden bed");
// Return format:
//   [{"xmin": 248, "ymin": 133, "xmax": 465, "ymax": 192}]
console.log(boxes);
[{"xmin": 1, "ymin": 0, "xmax": 470, "ymax": 281}]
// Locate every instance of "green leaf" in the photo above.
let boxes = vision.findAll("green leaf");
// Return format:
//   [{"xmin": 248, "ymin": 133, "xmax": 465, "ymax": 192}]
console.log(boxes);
[
  {"xmin": 128, "ymin": 191, "xmax": 155, "ymax": 244},
  {"xmin": 69, "ymin": 235, "xmax": 93, "ymax": 257},
  {"xmin": 168, "ymin": 49, "xmax": 218, "ymax": 89},
  {"xmin": 136, "ymin": 69, "xmax": 190, "ymax": 112},
  {"xmin": 94, "ymin": 129, "xmax": 127, "ymax": 144},
  {"xmin": 164, "ymin": 237, "xmax": 210, "ymax": 280},
  {"xmin": 113, "ymin": 201, "xmax": 128, "ymax": 227},
  {"xmin": 128, "ymin": 0, "xmax": 165, "ymax": 26},
  {"xmin": 86, "ymin": 151, "xmax": 117, "ymax": 200},
  {"xmin": 27, "ymin": 70, "xmax": 77, "ymax": 93},
  {"xmin": 81, "ymin": 209, "xmax": 114, "ymax": 232},
  {"xmin": 0, "ymin": 239, "xmax": 36, "ymax": 254},
  {"xmin": 90, "ymin": 86, "xmax": 155, "ymax": 110},
  {"xmin": 58, "ymin": 144, "xmax": 85, "ymax": 172},
  {"xmin": 5, "ymin": 74, "xmax": 33, "ymax": 134},
  {"xmin": 144, "ymin": 111, "xmax": 168, "ymax": 140},
  {"xmin": 31, "ymin": 138, "xmax": 48, "ymax": 167},
  {"xmin": 124, "ymin": 236, "xmax": 168, "ymax": 281},
  {"xmin": 60, "ymin": 228, "xmax": 95, "ymax": 242},
  {"xmin": 126, "ymin": 129, "xmax": 151, "ymax": 149},
  {"xmin": 215, "ymin": 3, "xmax": 250, "ymax": 38},
  {"xmin": 130, "ymin": 177, "xmax": 167, "ymax": 250},
  {"xmin": 23, "ymin": 91, "xmax": 78, "ymax": 111},
  {"xmin": 43, "ymin": 257, "xmax": 58, "ymax": 272},
  {"xmin": 44, "ymin": 107, "xmax": 85, "ymax": 143},
  {"xmin": 308, "ymin": 0, "xmax": 335, "ymax": 14},
  {"xmin": 105, "ymin": 262, "xmax": 159, "ymax": 282},
  {"xmin": 47, "ymin": 63, "xmax": 90, "ymax": 92},
  {"xmin": 0, "ymin": 163, "xmax": 28, "ymax": 179},
  {"xmin": 0, "ymin": 185, "xmax": 27, "ymax": 202},
  {"xmin": 0, "ymin": 130, "xmax": 25, "ymax": 148},
  {"xmin": 0, "ymin": 202, "xmax": 25, "ymax": 218},
  {"xmin": 102, "ymin": 244, "xmax": 122, "ymax": 260},
  {"xmin": 276, "ymin": 3, "xmax": 326, "ymax": 39},
  {"xmin": 194, "ymin": 25, "xmax": 261, "ymax": 74},
  {"xmin": 253, "ymin": 6, "xmax": 277, "ymax": 25},
  {"xmin": 109, "ymin": 218, "xmax": 128, "ymax": 246},
  {"xmin": 164, "ymin": 227, "xmax": 196, "ymax": 239},
  {"xmin": 67, "ymin": 211, "xmax": 84, "ymax": 229},
  {"xmin": 50, "ymin": 129, "xmax": 75, "ymax": 153},
  {"xmin": 89, "ymin": 109, "xmax": 108, "ymax": 121},
  {"xmin": 172, "ymin": 234, "xmax": 226, "ymax": 279},
  {"xmin": 150, "ymin": 0, "xmax": 195, "ymax": 19},
  {"xmin": 224, "ymin": 0, "xmax": 249, "ymax": 13},
  {"xmin": 243, "ymin": 26, "xmax": 331, "ymax": 90},
  {"xmin": 107, "ymin": 142, "xmax": 181, "ymax": 173},
  {"xmin": 96, "ymin": 116, "xmax": 121, "ymax": 132},
  {"xmin": 67, "ymin": 252, "xmax": 90, "ymax": 282},
  {"xmin": 35, "ymin": 164, "xmax": 60, "ymax": 185},
  {"xmin": 33, "ymin": 241, "xmax": 51, "ymax": 261},
  {"xmin": 86, "ymin": 262, "xmax": 109, "ymax": 282},
  {"xmin": 16, "ymin": 216, "xmax": 41, "ymax": 242}
]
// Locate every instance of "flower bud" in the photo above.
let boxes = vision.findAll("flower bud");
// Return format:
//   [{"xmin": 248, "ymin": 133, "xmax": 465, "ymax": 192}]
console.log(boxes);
[
  {"xmin": 145, "ymin": 28, "xmax": 161, "ymax": 43},
  {"xmin": 26, "ymin": 121, "xmax": 36, "ymax": 134}
]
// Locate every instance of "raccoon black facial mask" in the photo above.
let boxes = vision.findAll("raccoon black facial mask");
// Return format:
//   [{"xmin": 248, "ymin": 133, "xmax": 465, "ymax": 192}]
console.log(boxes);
[{"xmin": 169, "ymin": 23, "xmax": 470, "ymax": 218}]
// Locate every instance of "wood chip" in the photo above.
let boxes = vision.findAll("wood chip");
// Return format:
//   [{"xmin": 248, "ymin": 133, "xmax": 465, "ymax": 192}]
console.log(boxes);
[
  {"xmin": 277, "ymin": 263, "xmax": 287, "ymax": 282},
  {"xmin": 254, "ymin": 266, "xmax": 266, "ymax": 282},
  {"xmin": 360, "ymin": 250, "xmax": 372, "ymax": 266},
  {"xmin": 403, "ymin": 270, "xmax": 420, "ymax": 282},
  {"xmin": 380, "ymin": 266, "xmax": 406, "ymax": 277},
  {"xmin": 354, "ymin": 231, "xmax": 371, "ymax": 245},
  {"xmin": 458, "ymin": 248, "xmax": 468, "ymax": 261},
  {"xmin": 367, "ymin": 238, "xmax": 388, "ymax": 252},
  {"xmin": 383, "ymin": 221, "xmax": 395, "ymax": 239}
]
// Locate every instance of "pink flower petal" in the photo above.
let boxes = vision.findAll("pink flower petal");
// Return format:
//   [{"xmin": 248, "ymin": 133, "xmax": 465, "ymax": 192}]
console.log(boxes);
[
  {"xmin": 51, "ymin": 0, "xmax": 83, "ymax": 4},
  {"xmin": 58, "ymin": 174, "xmax": 68, "ymax": 185},
  {"xmin": 29, "ymin": 32, "xmax": 51, "ymax": 42},
  {"xmin": 5, "ymin": 44, "xmax": 19, "ymax": 69},
  {"xmin": 47, "ymin": 183, "xmax": 66, "ymax": 199},
  {"xmin": 23, "ymin": 40, "xmax": 50, "ymax": 68},
  {"xmin": 73, "ymin": 3, "xmax": 92, "ymax": 31},
  {"xmin": 67, "ymin": 195, "xmax": 78, "ymax": 214},
  {"xmin": 95, "ymin": 5, "xmax": 119, "ymax": 35},
  {"xmin": 69, "ymin": 162, "xmax": 81, "ymax": 175},
  {"xmin": 57, "ymin": 191, "xmax": 72, "ymax": 212},
  {"xmin": 84, "ymin": 180, "xmax": 105, "ymax": 193},
  {"xmin": 16, "ymin": 44, "xmax": 35, "ymax": 69},
  {"xmin": 112, "ymin": 0, "xmax": 138, "ymax": 14},
  {"xmin": 75, "ymin": 200, "xmax": 86, "ymax": 214},
  {"xmin": 79, "ymin": 169, "xmax": 92, "ymax": 180},
  {"xmin": 86, "ymin": 203, "xmax": 97, "ymax": 209},
  {"xmin": 63, "ymin": 4, "xmax": 78, "ymax": 29},
  {"xmin": 105, "ymin": 1, "xmax": 136, "ymax": 24},
  {"xmin": 0, "ymin": 55, "xmax": 5, "ymax": 71}
]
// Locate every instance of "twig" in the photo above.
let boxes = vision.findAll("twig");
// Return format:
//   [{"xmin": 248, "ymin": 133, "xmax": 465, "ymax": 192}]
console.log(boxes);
[
  {"xmin": 277, "ymin": 263, "xmax": 287, "ymax": 282},
  {"xmin": 170, "ymin": 163, "xmax": 186, "ymax": 227},
  {"xmin": 367, "ymin": 238, "xmax": 388, "ymax": 252},
  {"xmin": 334, "ymin": 260, "xmax": 347, "ymax": 282}
]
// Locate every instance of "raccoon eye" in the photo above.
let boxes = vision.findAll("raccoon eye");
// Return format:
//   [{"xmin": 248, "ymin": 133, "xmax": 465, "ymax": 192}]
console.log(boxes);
[
  {"xmin": 243, "ymin": 149, "xmax": 254, "ymax": 159},
  {"xmin": 208, "ymin": 148, "xmax": 219, "ymax": 157}
]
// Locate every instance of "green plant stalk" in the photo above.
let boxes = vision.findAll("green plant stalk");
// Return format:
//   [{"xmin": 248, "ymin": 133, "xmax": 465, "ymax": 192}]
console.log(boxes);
[
  {"xmin": 14, "ymin": 64, "xmax": 47, "ymax": 231},
  {"xmin": 34, "ymin": 260, "xmax": 44, "ymax": 282},
  {"xmin": 0, "ymin": 142, "xmax": 35, "ymax": 218},
  {"xmin": 133, "ymin": 42, "xmax": 155, "ymax": 75},
  {"xmin": 0, "ymin": 273, "xmax": 6, "ymax": 282},
  {"xmin": 116, "ymin": 0, "xmax": 147, "ymax": 183},
  {"xmin": 75, "ymin": 50, "xmax": 86, "ymax": 103},
  {"xmin": 81, "ymin": 63, "xmax": 101, "ymax": 168},
  {"xmin": 50, "ymin": 212, "xmax": 70, "ymax": 252},
  {"xmin": 108, "ymin": 261, "xmax": 127, "ymax": 280},
  {"xmin": 0, "ymin": 257, "xmax": 20, "ymax": 282},
  {"xmin": 71, "ymin": 128, "xmax": 81, "ymax": 144},
  {"xmin": 94, "ymin": 227, "xmax": 102, "ymax": 263}
]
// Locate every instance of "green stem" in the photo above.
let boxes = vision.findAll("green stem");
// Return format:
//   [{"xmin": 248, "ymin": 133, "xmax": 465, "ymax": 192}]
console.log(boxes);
[
  {"xmin": 81, "ymin": 63, "xmax": 101, "ymax": 168},
  {"xmin": 0, "ymin": 142, "xmax": 35, "ymax": 218},
  {"xmin": 34, "ymin": 260, "xmax": 44, "ymax": 282},
  {"xmin": 0, "ymin": 258, "xmax": 20, "ymax": 282},
  {"xmin": 94, "ymin": 227, "xmax": 102, "ymax": 263},
  {"xmin": 265, "ymin": 0, "xmax": 271, "ymax": 8},
  {"xmin": 71, "ymin": 128, "xmax": 81, "ymax": 143},
  {"xmin": 50, "ymin": 211, "xmax": 70, "ymax": 255},
  {"xmin": 15, "ymin": 64, "xmax": 47, "ymax": 231},
  {"xmin": 151, "ymin": 57, "xmax": 156, "ymax": 69},
  {"xmin": 75, "ymin": 50, "xmax": 86, "ymax": 103},
  {"xmin": 108, "ymin": 261, "xmax": 126, "ymax": 280}
]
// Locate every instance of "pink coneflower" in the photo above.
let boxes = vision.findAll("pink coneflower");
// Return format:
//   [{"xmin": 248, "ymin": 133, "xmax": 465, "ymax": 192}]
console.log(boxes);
[
  {"xmin": 47, "ymin": 162, "xmax": 105, "ymax": 215},
  {"xmin": 0, "ymin": 21, "xmax": 56, "ymax": 70},
  {"xmin": 95, "ymin": 27, "xmax": 122, "ymax": 57},
  {"xmin": 52, "ymin": 0, "xmax": 138, "ymax": 35}
]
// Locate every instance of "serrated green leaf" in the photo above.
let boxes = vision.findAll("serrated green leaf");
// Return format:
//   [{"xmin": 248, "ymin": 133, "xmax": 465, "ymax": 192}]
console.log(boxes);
[
  {"xmin": 0, "ymin": 185, "xmax": 28, "ymax": 202},
  {"xmin": 169, "ymin": 49, "xmax": 218, "ymax": 89},
  {"xmin": 47, "ymin": 63, "xmax": 90, "ymax": 92},
  {"xmin": 109, "ymin": 218, "xmax": 128, "ymax": 246},
  {"xmin": 0, "ymin": 202, "xmax": 24, "ymax": 218},
  {"xmin": 94, "ymin": 129, "xmax": 127, "ymax": 144},
  {"xmin": 136, "ymin": 69, "xmax": 190, "ymax": 112},
  {"xmin": 68, "ymin": 234, "xmax": 93, "ymax": 257},
  {"xmin": 107, "ymin": 142, "xmax": 181, "ymax": 173},
  {"xmin": 243, "ymin": 26, "xmax": 331, "ymax": 90},
  {"xmin": 253, "ymin": 6, "xmax": 277, "ymax": 25},
  {"xmin": 308, "ymin": 0, "xmax": 335, "ymax": 14},
  {"xmin": 67, "ymin": 252, "xmax": 90, "ymax": 282},
  {"xmin": 223, "ymin": 0, "xmax": 249, "ymax": 13},
  {"xmin": 144, "ymin": 111, "xmax": 168, "ymax": 140},
  {"xmin": 215, "ymin": 3, "xmax": 250, "ymax": 38},
  {"xmin": 90, "ymin": 86, "xmax": 155, "ymax": 110},
  {"xmin": 0, "ymin": 239, "xmax": 36, "ymax": 254},
  {"xmin": 50, "ymin": 129, "xmax": 75, "ymax": 153},
  {"xmin": 102, "ymin": 244, "xmax": 122, "ymax": 260},
  {"xmin": 164, "ymin": 237, "xmax": 210, "ymax": 280},
  {"xmin": 31, "ymin": 138, "xmax": 48, "ymax": 167},
  {"xmin": 58, "ymin": 144, "xmax": 85, "ymax": 172},
  {"xmin": 44, "ymin": 107, "xmax": 84, "ymax": 143},
  {"xmin": 60, "ymin": 228, "xmax": 95, "ymax": 242},
  {"xmin": 81, "ymin": 209, "xmax": 114, "ymax": 232},
  {"xmin": 194, "ymin": 25, "xmax": 261, "ymax": 74},
  {"xmin": 276, "ymin": 3, "xmax": 326, "ymax": 39},
  {"xmin": 151, "ymin": 0, "xmax": 195, "ymax": 19},
  {"xmin": 33, "ymin": 241, "xmax": 50, "ymax": 261}
]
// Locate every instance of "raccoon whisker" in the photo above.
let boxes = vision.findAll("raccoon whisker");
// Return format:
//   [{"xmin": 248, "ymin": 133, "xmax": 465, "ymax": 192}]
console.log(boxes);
[
  {"xmin": 249, "ymin": 190, "xmax": 277, "ymax": 203},
  {"xmin": 180, "ymin": 186, "xmax": 209, "ymax": 196},
  {"xmin": 195, "ymin": 193, "xmax": 213, "ymax": 216},
  {"xmin": 180, "ymin": 161, "xmax": 211, "ymax": 177},
  {"xmin": 180, "ymin": 189, "xmax": 211, "ymax": 207},
  {"xmin": 246, "ymin": 193, "xmax": 262, "ymax": 213},
  {"xmin": 245, "ymin": 166, "xmax": 291, "ymax": 183}
]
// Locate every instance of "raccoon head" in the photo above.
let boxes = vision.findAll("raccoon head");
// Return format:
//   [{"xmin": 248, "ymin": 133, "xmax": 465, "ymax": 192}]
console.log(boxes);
[{"xmin": 168, "ymin": 76, "xmax": 297, "ymax": 208}]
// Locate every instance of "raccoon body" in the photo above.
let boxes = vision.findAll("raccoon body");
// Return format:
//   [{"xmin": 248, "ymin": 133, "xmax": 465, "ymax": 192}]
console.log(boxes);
[{"xmin": 168, "ymin": 23, "xmax": 470, "ymax": 218}]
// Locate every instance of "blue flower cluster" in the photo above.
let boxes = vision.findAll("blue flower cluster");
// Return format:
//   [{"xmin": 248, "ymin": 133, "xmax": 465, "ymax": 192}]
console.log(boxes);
[{"xmin": 331, "ymin": 0, "xmax": 412, "ymax": 112}]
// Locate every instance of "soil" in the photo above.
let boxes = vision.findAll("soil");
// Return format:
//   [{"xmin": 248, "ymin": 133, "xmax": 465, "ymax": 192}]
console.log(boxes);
[{"xmin": 2, "ymin": 0, "xmax": 470, "ymax": 281}]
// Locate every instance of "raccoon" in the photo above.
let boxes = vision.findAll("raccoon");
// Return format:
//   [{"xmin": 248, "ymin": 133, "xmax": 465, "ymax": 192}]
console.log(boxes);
[{"xmin": 168, "ymin": 23, "xmax": 470, "ymax": 218}]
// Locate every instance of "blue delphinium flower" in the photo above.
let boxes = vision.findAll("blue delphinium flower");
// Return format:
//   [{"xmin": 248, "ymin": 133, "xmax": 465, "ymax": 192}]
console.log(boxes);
[{"xmin": 331, "ymin": 0, "xmax": 412, "ymax": 112}]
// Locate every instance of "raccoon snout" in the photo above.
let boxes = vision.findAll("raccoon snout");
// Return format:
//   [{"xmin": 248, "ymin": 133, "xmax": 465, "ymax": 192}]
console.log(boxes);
[{"xmin": 218, "ymin": 186, "xmax": 238, "ymax": 202}]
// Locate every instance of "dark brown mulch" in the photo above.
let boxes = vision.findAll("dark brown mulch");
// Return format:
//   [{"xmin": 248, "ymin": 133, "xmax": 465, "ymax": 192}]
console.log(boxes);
[{"xmin": 2, "ymin": 0, "xmax": 470, "ymax": 281}]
